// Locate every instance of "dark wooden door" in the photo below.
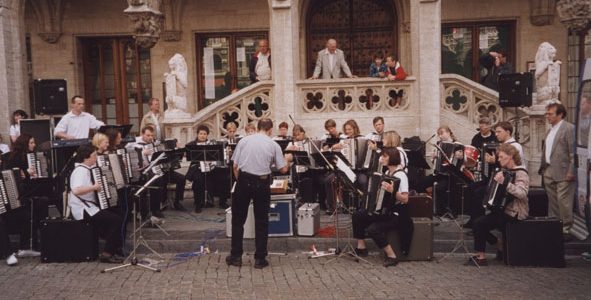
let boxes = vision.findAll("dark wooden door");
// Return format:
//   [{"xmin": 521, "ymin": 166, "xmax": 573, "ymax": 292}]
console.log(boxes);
[{"xmin": 306, "ymin": 0, "xmax": 398, "ymax": 77}]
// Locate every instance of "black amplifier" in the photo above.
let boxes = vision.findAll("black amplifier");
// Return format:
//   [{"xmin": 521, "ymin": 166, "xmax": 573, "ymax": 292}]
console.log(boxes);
[
  {"xmin": 40, "ymin": 218, "xmax": 98, "ymax": 263},
  {"xmin": 505, "ymin": 217, "xmax": 565, "ymax": 267}
]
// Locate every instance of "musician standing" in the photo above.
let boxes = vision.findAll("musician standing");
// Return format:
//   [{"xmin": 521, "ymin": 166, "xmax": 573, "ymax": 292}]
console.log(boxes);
[
  {"xmin": 467, "ymin": 143, "xmax": 529, "ymax": 266},
  {"xmin": 541, "ymin": 103, "xmax": 576, "ymax": 238},
  {"xmin": 68, "ymin": 144, "xmax": 124, "ymax": 263},
  {"xmin": 54, "ymin": 96, "xmax": 104, "ymax": 140},
  {"xmin": 226, "ymin": 118, "xmax": 288, "ymax": 269},
  {"xmin": 487, "ymin": 122, "xmax": 525, "ymax": 168},
  {"xmin": 352, "ymin": 147, "xmax": 413, "ymax": 267},
  {"xmin": 140, "ymin": 98, "xmax": 164, "ymax": 141},
  {"xmin": 471, "ymin": 117, "xmax": 497, "ymax": 150}
]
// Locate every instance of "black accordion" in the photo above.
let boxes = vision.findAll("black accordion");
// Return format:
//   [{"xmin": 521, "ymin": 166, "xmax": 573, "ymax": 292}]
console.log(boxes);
[
  {"xmin": 117, "ymin": 148, "xmax": 142, "ymax": 183},
  {"xmin": 434, "ymin": 142, "xmax": 464, "ymax": 174},
  {"xmin": 483, "ymin": 169, "xmax": 513, "ymax": 211},
  {"xmin": 365, "ymin": 172, "xmax": 400, "ymax": 215},
  {"xmin": 90, "ymin": 167, "xmax": 118, "ymax": 210},
  {"xmin": 341, "ymin": 138, "xmax": 369, "ymax": 170},
  {"xmin": 480, "ymin": 142, "xmax": 499, "ymax": 180},
  {"xmin": 0, "ymin": 169, "xmax": 21, "ymax": 214}
]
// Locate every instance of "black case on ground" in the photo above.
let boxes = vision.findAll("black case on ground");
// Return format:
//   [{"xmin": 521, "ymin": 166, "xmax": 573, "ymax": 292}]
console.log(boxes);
[
  {"xmin": 527, "ymin": 187, "xmax": 548, "ymax": 217},
  {"xmin": 408, "ymin": 195, "xmax": 433, "ymax": 219},
  {"xmin": 40, "ymin": 218, "xmax": 98, "ymax": 263},
  {"xmin": 505, "ymin": 217, "xmax": 565, "ymax": 267}
]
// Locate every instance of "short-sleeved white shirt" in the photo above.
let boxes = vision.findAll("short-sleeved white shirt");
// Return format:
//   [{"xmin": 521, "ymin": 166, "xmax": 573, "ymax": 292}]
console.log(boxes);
[
  {"xmin": 54, "ymin": 111, "xmax": 104, "ymax": 139},
  {"xmin": 232, "ymin": 132, "xmax": 286, "ymax": 176},
  {"xmin": 68, "ymin": 163, "xmax": 99, "ymax": 220},
  {"xmin": 9, "ymin": 124, "xmax": 19, "ymax": 138}
]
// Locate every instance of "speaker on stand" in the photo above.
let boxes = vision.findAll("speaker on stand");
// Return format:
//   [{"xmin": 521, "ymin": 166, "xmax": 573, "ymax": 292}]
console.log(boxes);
[
  {"xmin": 33, "ymin": 79, "xmax": 68, "ymax": 116},
  {"xmin": 498, "ymin": 73, "xmax": 533, "ymax": 143}
]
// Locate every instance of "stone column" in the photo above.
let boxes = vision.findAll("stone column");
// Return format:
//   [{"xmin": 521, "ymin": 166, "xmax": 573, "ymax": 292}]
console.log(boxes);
[
  {"xmin": 0, "ymin": 0, "xmax": 28, "ymax": 136},
  {"xmin": 269, "ymin": 0, "xmax": 299, "ymax": 125},
  {"xmin": 410, "ymin": 0, "xmax": 441, "ymax": 139}
]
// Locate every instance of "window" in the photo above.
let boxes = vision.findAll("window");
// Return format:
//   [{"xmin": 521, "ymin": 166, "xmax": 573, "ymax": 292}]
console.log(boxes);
[
  {"xmin": 442, "ymin": 21, "xmax": 515, "ymax": 83},
  {"xmin": 195, "ymin": 32, "xmax": 268, "ymax": 109}
]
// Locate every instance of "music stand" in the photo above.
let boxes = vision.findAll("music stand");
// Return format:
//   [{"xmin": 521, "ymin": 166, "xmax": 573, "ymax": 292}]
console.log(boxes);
[
  {"xmin": 323, "ymin": 138, "xmax": 341, "ymax": 149},
  {"xmin": 98, "ymin": 124, "xmax": 133, "ymax": 137},
  {"xmin": 274, "ymin": 139, "xmax": 291, "ymax": 152},
  {"xmin": 185, "ymin": 144, "xmax": 224, "ymax": 207}
]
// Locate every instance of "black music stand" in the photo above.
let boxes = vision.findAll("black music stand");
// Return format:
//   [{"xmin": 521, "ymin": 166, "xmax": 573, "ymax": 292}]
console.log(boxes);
[
  {"xmin": 323, "ymin": 138, "xmax": 341, "ymax": 149},
  {"xmin": 98, "ymin": 124, "xmax": 133, "ymax": 137},
  {"xmin": 274, "ymin": 139, "xmax": 291, "ymax": 152},
  {"xmin": 185, "ymin": 144, "xmax": 224, "ymax": 206}
]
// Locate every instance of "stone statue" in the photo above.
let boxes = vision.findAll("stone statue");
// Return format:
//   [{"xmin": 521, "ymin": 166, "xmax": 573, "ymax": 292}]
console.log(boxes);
[
  {"xmin": 534, "ymin": 42, "xmax": 561, "ymax": 105},
  {"xmin": 164, "ymin": 53, "xmax": 191, "ymax": 118}
]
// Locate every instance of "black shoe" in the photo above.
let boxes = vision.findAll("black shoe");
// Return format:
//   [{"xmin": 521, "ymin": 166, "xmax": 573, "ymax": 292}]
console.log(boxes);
[
  {"xmin": 173, "ymin": 202, "xmax": 187, "ymax": 211},
  {"xmin": 464, "ymin": 255, "xmax": 488, "ymax": 266},
  {"xmin": 225, "ymin": 255, "xmax": 242, "ymax": 267},
  {"xmin": 194, "ymin": 207, "xmax": 202, "ymax": 213},
  {"xmin": 254, "ymin": 258, "xmax": 269, "ymax": 269},
  {"xmin": 152, "ymin": 210, "xmax": 165, "ymax": 218},
  {"xmin": 495, "ymin": 250, "xmax": 504, "ymax": 261},
  {"xmin": 99, "ymin": 254, "xmax": 124, "ymax": 264},
  {"xmin": 383, "ymin": 256, "xmax": 399, "ymax": 267},
  {"xmin": 354, "ymin": 248, "xmax": 368, "ymax": 257}
]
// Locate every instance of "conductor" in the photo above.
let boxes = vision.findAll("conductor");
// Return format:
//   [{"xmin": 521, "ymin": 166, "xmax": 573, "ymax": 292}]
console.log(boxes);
[{"xmin": 225, "ymin": 118, "xmax": 288, "ymax": 269}]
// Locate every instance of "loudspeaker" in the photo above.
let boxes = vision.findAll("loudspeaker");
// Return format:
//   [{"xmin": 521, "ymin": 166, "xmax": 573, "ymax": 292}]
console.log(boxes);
[
  {"xmin": 505, "ymin": 217, "xmax": 565, "ymax": 267},
  {"xmin": 20, "ymin": 119, "xmax": 51, "ymax": 146},
  {"xmin": 499, "ymin": 72, "xmax": 533, "ymax": 107},
  {"xmin": 33, "ymin": 79, "xmax": 68, "ymax": 115}
]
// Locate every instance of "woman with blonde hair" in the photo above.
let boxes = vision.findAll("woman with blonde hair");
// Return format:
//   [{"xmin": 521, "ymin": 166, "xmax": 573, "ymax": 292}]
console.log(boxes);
[{"xmin": 92, "ymin": 133, "xmax": 109, "ymax": 154}]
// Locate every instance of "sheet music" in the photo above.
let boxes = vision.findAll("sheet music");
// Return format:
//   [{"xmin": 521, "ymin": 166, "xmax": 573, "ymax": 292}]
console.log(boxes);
[{"xmin": 336, "ymin": 157, "xmax": 356, "ymax": 183}]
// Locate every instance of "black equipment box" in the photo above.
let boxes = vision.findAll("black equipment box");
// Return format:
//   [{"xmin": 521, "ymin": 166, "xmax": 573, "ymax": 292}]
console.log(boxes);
[
  {"xmin": 505, "ymin": 217, "xmax": 565, "ymax": 267},
  {"xmin": 408, "ymin": 195, "xmax": 433, "ymax": 219},
  {"xmin": 40, "ymin": 218, "xmax": 98, "ymax": 263},
  {"xmin": 388, "ymin": 218, "xmax": 433, "ymax": 261},
  {"xmin": 528, "ymin": 187, "xmax": 548, "ymax": 217}
]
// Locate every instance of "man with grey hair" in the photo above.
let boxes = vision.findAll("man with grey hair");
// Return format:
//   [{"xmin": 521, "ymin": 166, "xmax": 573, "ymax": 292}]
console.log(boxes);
[
  {"xmin": 226, "ymin": 118, "xmax": 289, "ymax": 269},
  {"xmin": 310, "ymin": 39, "xmax": 355, "ymax": 79},
  {"xmin": 249, "ymin": 39, "xmax": 271, "ymax": 83}
]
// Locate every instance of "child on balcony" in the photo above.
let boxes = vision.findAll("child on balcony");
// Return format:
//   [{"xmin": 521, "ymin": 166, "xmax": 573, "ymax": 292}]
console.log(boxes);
[{"xmin": 369, "ymin": 52, "xmax": 388, "ymax": 78}]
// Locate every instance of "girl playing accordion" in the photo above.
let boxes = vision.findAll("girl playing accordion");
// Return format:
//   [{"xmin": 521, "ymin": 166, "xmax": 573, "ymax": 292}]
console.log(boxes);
[{"xmin": 351, "ymin": 147, "xmax": 413, "ymax": 267}]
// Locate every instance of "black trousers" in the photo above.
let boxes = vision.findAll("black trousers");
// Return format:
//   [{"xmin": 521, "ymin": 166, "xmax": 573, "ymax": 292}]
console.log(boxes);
[
  {"xmin": 465, "ymin": 180, "xmax": 487, "ymax": 221},
  {"xmin": 323, "ymin": 171, "xmax": 368, "ymax": 210},
  {"xmin": 352, "ymin": 212, "xmax": 400, "ymax": 249},
  {"xmin": 473, "ymin": 210, "xmax": 516, "ymax": 252},
  {"xmin": 190, "ymin": 168, "xmax": 213, "ymax": 209},
  {"xmin": 85, "ymin": 209, "xmax": 123, "ymax": 255},
  {"xmin": 230, "ymin": 172, "xmax": 271, "ymax": 260}
]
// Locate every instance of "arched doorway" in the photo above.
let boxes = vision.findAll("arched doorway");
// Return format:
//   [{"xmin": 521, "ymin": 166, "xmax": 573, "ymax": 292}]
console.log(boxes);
[{"xmin": 306, "ymin": 0, "xmax": 398, "ymax": 78}]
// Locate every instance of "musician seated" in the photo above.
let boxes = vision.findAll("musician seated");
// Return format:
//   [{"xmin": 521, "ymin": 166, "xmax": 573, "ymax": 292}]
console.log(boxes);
[
  {"xmin": 352, "ymin": 147, "xmax": 413, "ymax": 267},
  {"xmin": 272, "ymin": 121, "xmax": 290, "ymax": 141},
  {"xmin": 285, "ymin": 125, "xmax": 324, "ymax": 203},
  {"xmin": 2, "ymin": 134, "xmax": 49, "ymax": 256},
  {"xmin": 382, "ymin": 130, "xmax": 409, "ymax": 171},
  {"xmin": 186, "ymin": 125, "xmax": 219, "ymax": 212},
  {"xmin": 244, "ymin": 122, "xmax": 256, "ymax": 136},
  {"xmin": 68, "ymin": 144, "xmax": 124, "ymax": 263},
  {"xmin": 320, "ymin": 119, "xmax": 346, "ymax": 150},
  {"xmin": 467, "ymin": 143, "xmax": 529, "ymax": 266},
  {"xmin": 105, "ymin": 127, "xmax": 124, "ymax": 152},
  {"xmin": 92, "ymin": 133, "xmax": 110, "ymax": 155},
  {"xmin": 222, "ymin": 122, "xmax": 242, "ymax": 143}
]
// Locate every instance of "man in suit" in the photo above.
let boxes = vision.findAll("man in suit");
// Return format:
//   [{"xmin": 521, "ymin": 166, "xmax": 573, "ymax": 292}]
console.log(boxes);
[
  {"xmin": 140, "ymin": 98, "xmax": 164, "ymax": 141},
  {"xmin": 541, "ymin": 103, "xmax": 576, "ymax": 237},
  {"xmin": 310, "ymin": 39, "xmax": 355, "ymax": 79}
]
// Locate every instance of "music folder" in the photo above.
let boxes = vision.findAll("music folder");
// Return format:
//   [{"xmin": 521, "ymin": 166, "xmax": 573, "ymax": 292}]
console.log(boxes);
[
  {"xmin": 285, "ymin": 150, "xmax": 312, "ymax": 166},
  {"xmin": 98, "ymin": 124, "xmax": 133, "ymax": 138}
]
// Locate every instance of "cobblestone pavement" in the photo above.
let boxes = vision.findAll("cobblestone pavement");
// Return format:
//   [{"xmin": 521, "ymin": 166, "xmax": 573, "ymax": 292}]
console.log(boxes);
[{"xmin": 0, "ymin": 253, "xmax": 590, "ymax": 300}]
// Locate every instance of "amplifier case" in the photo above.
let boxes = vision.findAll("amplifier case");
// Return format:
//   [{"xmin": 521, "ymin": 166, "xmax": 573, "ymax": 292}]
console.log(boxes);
[
  {"xmin": 225, "ymin": 203, "xmax": 255, "ymax": 239},
  {"xmin": 40, "ymin": 218, "xmax": 98, "ymax": 263},
  {"xmin": 505, "ymin": 217, "xmax": 565, "ymax": 267},
  {"xmin": 388, "ymin": 217, "xmax": 433, "ymax": 261}
]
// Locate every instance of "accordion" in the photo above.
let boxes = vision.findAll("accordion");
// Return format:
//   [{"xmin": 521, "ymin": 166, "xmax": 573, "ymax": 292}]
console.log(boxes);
[
  {"xmin": 341, "ymin": 138, "xmax": 369, "ymax": 170},
  {"xmin": 27, "ymin": 152, "xmax": 50, "ymax": 178},
  {"xmin": 480, "ymin": 142, "xmax": 499, "ymax": 180},
  {"xmin": 90, "ymin": 167, "xmax": 118, "ymax": 210},
  {"xmin": 117, "ymin": 148, "xmax": 142, "ymax": 183},
  {"xmin": 365, "ymin": 172, "xmax": 400, "ymax": 215},
  {"xmin": 97, "ymin": 154, "xmax": 127, "ymax": 189},
  {"xmin": 434, "ymin": 142, "xmax": 464, "ymax": 174},
  {"xmin": 0, "ymin": 169, "xmax": 21, "ymax": 214},
  {"xmin": 483, "ymin": 169, "xmax": 513, "ymax": 211}
]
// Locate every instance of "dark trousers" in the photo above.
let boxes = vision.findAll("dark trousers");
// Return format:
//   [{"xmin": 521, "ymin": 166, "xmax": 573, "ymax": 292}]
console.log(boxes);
[
  {"xmin": 473, "ymin": 211, "xmax": 516, "ymax": 252},
  {"xmin": 352, "ymin": 212, "xmax": 400, "ymax": 249},
  {"xmin": 231, "ymin": 172, "xmax": 271, "ymax": 260},
  {"xmin": 147, "ymin": 171, "xmax": 186, "ymax": 214},
  {"xmin": 211, "ymin": 167, "xmax": 232, "ymax": 206},
  {"xmin": 466, "ymin": 180, "xmax": 487, "ymax": 221},
  {"xmin": 85, "ymin": 210, "xmax": 123, "ymax": 255},
  {"xmin": 323, "ymin": 171, "xmax": 368, "ymax": 210},
  {"xmin": 1, "ymin": 197, "xmax": 49, "ymax": 251},
  {"xmin": 190, "ymin": 169, "xmax": 213, "ymax": 209}
]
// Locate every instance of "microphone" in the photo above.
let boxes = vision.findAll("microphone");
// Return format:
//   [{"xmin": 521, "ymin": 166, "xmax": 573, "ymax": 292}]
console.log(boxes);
[{"xmin": 425, "ymin": 133, "xmax": 437, "ymax": 143}]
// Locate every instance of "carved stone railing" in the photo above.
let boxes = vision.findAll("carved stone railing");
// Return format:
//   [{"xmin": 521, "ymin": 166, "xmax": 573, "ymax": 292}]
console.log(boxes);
[
  {"xmin": 295, "ymin": 77, "xmax": 417, "ymax": 137},
  {"xmin": 162, "ymin": 81, "xmax": 274, "ymax": 146},
  {"xmin": 440, "ymin": 73, "xmax": 546, "ymax": 186}
]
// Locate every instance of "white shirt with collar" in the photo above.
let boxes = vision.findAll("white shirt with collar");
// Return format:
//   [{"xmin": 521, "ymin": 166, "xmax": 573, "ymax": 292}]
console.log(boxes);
[
  {"xmin": 255, "ymin": 52, "xmax": 271, "ymax": 81},
  {"xmin": 54, "ymin": 111, "xmax": 104, "ymax": 139},
  {"xmin": 545, "ymin": 119, "xmax": 563, "ymax": 164},
  {"xmin": 328, "ymin": 51, "xmax": 336, "ymax": 72},
  {"xmin": 150, "ymin": 112, "xmax": 161, "ymax": 139},
  {"xmin": 69, "ymin": 163, "xmax": 100, "ymax": 220},
  {"xmin": 505, "ymin": 137, "xmax": 526, "ymax": 169}
]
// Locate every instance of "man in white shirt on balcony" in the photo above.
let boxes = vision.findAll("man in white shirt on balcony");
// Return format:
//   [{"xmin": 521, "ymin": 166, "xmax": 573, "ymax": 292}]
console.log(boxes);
[{"xmin": 54, "ymin": 96, "xmax": 104, "ymax": 140}]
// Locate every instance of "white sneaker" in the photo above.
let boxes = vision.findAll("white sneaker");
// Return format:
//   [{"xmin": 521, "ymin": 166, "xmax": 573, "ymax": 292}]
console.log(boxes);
[
  {"xmin": 17, "ymin": 249, "xmax": 41, "ymax": 258},
  {"xmin": 6, "ymin": 253, "xmax": 18, "ymax": 266},
  {"xmin": 150, "ymin": 216, "xmax": 164, "ymax": 225}
]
